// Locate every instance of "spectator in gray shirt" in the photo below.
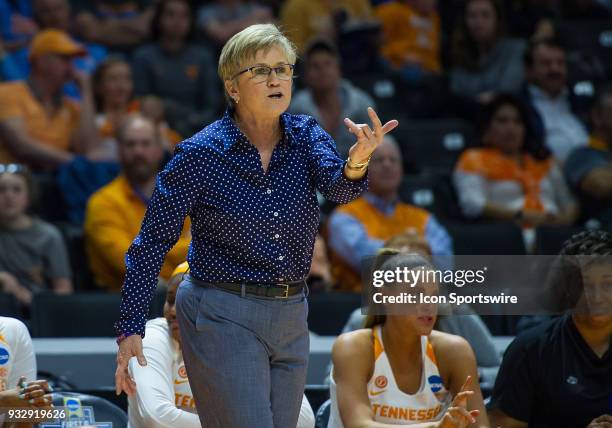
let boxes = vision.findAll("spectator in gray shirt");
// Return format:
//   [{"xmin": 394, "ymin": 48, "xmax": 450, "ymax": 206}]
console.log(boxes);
[
  {"xmin": 132, "ymin": 0, "xmax": 221, "ymax": 137},
  {"xmin": 290, "ymin": 39, "xmax": 375, "ymax": 159},
  {"xmin": 450, "ymin": 0, "xmax": 525, "ymax": 103},
  {"xmin": 198, "ymin": 0, "xmax": 274, "ymax": 50},
  {"xmin": 0, "ymin": 165, "xmax": 72, "ymax": 307}
]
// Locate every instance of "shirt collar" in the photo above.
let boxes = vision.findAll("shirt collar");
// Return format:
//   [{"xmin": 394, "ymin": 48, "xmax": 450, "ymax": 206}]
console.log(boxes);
[
  {"xmin": 26, "ymin": 77, "xmax": 63, "ymax": 109},
  {"xmin": 528, "ymin": 84, "xmax": 568, "ymax": 102},
  {"xmin": 364, "ymin": 192, "xmax": 398, "ymax": 215},
  {"xmin": 220, "ymin": 107, "xmax": 297, "ymax": 152},
  {"xmin": 118, "ymin": 174, "xmax": 150, "ymax": 206}
]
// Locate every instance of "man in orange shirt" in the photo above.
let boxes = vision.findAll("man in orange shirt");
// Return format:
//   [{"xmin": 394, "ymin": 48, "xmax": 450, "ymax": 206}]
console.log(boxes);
[
  {"xmin": 84, "ymin": 114, "xmax": 191, "ymax": 291},
  {"xmin": 328, "ymin": 135, "xmax": 452, "ymax": 292},
  {"xmin": 0, "ymin": 29, "xmax": 99, "ymax": 170}
]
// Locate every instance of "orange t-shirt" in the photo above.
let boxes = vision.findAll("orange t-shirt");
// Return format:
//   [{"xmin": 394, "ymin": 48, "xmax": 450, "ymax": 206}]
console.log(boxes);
[
  {"xmin": 84, "ymin": 175, "xmax": 191, "ymax": 291},
  {"xmin": 374, "ymin": 1, "xmax": 441, "ymax": 72},
  {"xmin": 0, "ymin": 81, "xmax": 80, "ymax": 163},
  {"xmin": 329, "ymin": 197, "xmax": 430, "ymax": 292},
  {"xmin": 456, "ymin": 148, "xmax": 554, "ymax": 213}
]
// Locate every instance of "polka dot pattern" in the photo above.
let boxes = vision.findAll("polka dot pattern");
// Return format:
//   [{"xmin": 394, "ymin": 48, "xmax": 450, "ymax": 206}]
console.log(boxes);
[{"xmin": 116, "ymin": 109, "xmax": 368, "ymax": 337}]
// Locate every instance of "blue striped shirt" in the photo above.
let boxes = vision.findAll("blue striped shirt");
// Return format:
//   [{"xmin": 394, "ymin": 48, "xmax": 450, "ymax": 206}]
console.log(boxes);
[{"xmin": 116, "ymin": 109, "xmax": 368, "ymax": 337}]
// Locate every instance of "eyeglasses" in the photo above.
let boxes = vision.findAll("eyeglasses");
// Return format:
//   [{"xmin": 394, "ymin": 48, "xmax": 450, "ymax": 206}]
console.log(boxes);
[
  {"xmin": 0, "ymin": 164, "xmax": 26, "ymax": 174},
  {"xmin": 231, "ymin": 63, "xmax": 295, "ymax": 82}
]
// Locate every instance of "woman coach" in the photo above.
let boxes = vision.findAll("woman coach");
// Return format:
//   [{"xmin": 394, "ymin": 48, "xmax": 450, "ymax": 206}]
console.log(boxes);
[{"xmin": 114, "ymin": 23, "xmax": 398, "ymax": 428}]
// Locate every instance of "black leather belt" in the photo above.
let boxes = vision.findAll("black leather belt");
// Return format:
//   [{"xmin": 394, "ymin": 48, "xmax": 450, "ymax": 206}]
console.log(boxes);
[{"xmin": 212, "ymin": 281, "xmax": 305, "ymax": 299}]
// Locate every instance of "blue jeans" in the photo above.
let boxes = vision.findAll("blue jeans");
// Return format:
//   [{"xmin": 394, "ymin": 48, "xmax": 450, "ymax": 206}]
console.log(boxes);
[{"xmin": 176, "ymin": 276, "xmax": 310, "ymax": 428}]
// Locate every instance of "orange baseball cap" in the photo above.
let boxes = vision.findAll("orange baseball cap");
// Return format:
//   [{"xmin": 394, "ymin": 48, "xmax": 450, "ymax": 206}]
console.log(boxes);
[{"xmin": 29, "ymin": 29, "xmax": 87, "ymax": 60}]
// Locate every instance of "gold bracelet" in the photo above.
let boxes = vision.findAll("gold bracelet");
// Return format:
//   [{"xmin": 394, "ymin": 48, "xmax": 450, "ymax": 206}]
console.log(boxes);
[{"xmin": 347, "ymin": 155, "xmax": 371, "ymax": 169}]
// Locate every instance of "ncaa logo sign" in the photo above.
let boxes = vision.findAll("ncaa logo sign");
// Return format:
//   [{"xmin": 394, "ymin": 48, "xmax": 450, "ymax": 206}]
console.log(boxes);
[
  {"xmin": 0, "ymin": 347, "xmax": 9, "ymax": 365},
  {"xmin": 65, "ymin": 398, "xmax": 80, "ymax": 412},
  {"xmin": 428, "ymin": 375, "xmax": 443, "ymax": 393}
]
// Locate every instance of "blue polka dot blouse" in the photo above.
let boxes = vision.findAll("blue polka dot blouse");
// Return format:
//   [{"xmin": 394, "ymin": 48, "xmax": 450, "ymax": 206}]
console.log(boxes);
[{"xmin": 115, "ymin": 109, "xmax": 368, "ymax": 337}]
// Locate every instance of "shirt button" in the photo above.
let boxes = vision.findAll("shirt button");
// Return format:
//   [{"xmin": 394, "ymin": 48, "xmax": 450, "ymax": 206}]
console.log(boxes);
[
  {"xmin": 274, "ymin": 234, "xmax": 280, "ymax": 239},
  {"xmin": 273, "ymin": 212, "xmax": 279, "ymax": 217},
  {"xmin": 266, "ymin": 189, "xmax": 272, "ymax": 194},
  {"xmin": 278, "ymin": 255, "xmax": 284, "ymax": 260}
]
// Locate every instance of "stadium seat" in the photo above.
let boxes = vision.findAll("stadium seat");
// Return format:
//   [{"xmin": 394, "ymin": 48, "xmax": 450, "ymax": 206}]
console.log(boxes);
[
  {"xmin": 534, "ymin": 225, "xmax": 586, "ymax": 255},
  {"xmin": 394, "ymin": 119, "xmax": 475, "ymax": 174},
  {"xmin": 307, "ymin": 293, "xmax": 361, "ymax": 336},
  {"xmin": 558, "ymin": 21, "xmax": 612, "ymax": 78},
  {"xmin": 0, "ymin": 292, "xmax": 21, "ymax": 319},
  {"xmin": 54, "ymin": 222, "xmax": 96, "ymax": 291},
  {"xmin": 443, "ymin": 222, "xmax": 526, "ymax": 255},
  {"xmin": 49, "ymin": 391, "xmax": 127, "ymax": 426},
  {"xmin": 349, "ymin": 72, "xmax": 409, "ymax": 121},
  {"xmin": 349, "ymin": 72, "xmax": 449, "ymax": 121},
  {"xmin": 31, "ymin": 292, "xmax": 122, "ymax": 337},
  {"xmin": 30, "ymin": 173, "xmax": 68, "ymax": 222},
  {"xmin": 337, "ymin": 22, "xmax": 382, "ymax": 76},
  {"xmin": 315, "ymin": 398, "xmax": 331, "ymax": 428},
  {"xmin": 399, "ymin": 172, "xmax": 460, "ymax": 220}
]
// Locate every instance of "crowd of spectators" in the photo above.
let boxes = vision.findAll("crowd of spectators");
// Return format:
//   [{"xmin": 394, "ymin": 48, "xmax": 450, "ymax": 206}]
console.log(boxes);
[
  {"xmin": 0, "ymin": 0, "xmax": 609, "ymax": 330},
  {"xmin": 0, "ymin": 0, "xmax": 610, "ymax": 426}
]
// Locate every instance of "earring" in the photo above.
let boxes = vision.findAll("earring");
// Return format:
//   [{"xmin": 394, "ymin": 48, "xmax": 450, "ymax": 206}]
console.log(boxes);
[{"xmin": 234, "ymin": 97, "xmax": 239, "ymax": 104}]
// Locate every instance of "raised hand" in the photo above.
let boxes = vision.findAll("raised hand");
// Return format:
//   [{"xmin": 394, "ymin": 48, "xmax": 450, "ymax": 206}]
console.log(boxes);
[
  {"xmin": 344, "ymin": 107, "xmax": 398, "ymax": 164},
  {"xmin": 437, "ymin": 376, "xmax": 479, "ymax": 428}
]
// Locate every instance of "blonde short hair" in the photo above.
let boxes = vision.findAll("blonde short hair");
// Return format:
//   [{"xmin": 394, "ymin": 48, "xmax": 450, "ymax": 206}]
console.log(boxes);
[{"xmin": 218, "ymin": 24, "xmax": 297, "ymax": 103}]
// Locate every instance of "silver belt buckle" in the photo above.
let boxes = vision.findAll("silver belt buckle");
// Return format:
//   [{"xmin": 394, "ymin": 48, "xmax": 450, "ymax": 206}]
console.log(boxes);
[{"xmin": 275, "ymin": 283, "xmax": 289, "ymax": 299}]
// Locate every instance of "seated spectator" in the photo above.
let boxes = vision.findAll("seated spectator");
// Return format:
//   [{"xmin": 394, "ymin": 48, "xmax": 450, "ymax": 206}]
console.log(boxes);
[
  {"xmin": 521, "ymin": 38, "xmax": 589, "ymax": 163},
  {"xmin": 91, "ymin": 58, "xmax": 181, "ymax": 161},
  {"xmin": 280, "ymin": 0, "xmax": 373, "ymax": 53},
  {"xmin": 290, "ymin": 39, "xmax": 375, "ymax": 158},
  {"xmin": 374, "ymin": 0, "xmax": 441, "ymax": 80},
  {"xmin": 454, "ymin": 94, "xmax": 578, "ymax": 231},
  {"xmin": 450, "ymin": 0, "xmax": 526, "ymax": 103},
  {"xmin": 328, "ymin": 135, "xmax": 453, "ymax": 292},
  {"xmin": 73, "ymin": 0, "xmax": 153, "ymax": 50},
  {"xmin": 565, "ymin": 85, "xmax": 612, "ymax": 227},
  {"xmin": 7, "ymin": 0, "xmax": 108, "ymax": 99},
  {"xmin": 340, "ymin": 239, "xmax": 500, "ymax": 369},
  {"xmin": 489, "ymin": 230, "xmax": 612, "ymax": 427},
  {"xmin": 132, "ymin": 0, "xmax": 221, "ymax": 137},
  {"xmin": 0, "ymin": 0, "xmax": 37, "ymax": 52},
  {"xmin": 0, "ymin": 29, "xmax": 99, "ymax": 171},
  {"xmin": 0, "ymin": 316, "xmax": 53, "ymax": 423},
  {"xmin": 0, "ymin": 164, "xmax": 72, "ymax": 307},
  {"xmin": 84, "ymin": 114, "xmax": 190, "ymax": 291},
  {"xmin": 128, "ymin": 261, "xmax": 316, "ymax": 428},
  {"xmin": 197, "ymin": 0, "xmax": 274, "ymax": 50},
  {"xmin": 329, "ymin": 252, "xmax": 489, "ymax": 427}
]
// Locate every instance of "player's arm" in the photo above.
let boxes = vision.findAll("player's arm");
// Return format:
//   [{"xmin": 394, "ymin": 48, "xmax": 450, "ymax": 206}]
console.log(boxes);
[{"xmin": 435, "ymin": 332, "xmax": 490, "ymax": 428}]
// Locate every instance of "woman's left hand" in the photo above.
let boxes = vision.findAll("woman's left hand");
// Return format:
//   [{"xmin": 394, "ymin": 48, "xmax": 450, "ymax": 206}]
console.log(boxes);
[{"xmin": 344, "ymin": 107, "xmax": 399, "ymax": 164}]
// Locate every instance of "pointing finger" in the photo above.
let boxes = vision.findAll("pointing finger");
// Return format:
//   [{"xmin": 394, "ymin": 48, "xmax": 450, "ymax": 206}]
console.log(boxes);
[
  {"xmin": 381, "ymin": 119, "xmax": 399, "ymax": 134},
  {"xmin": 367, "ymin": 107, "xmax": 383, "ymax": 135}
]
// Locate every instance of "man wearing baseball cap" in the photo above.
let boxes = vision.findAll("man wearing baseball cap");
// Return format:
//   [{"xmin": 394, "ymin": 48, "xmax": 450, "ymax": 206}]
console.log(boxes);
[{"xmin": 0, "ymin": 29, "xmax": 99, "ymax": 170}]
